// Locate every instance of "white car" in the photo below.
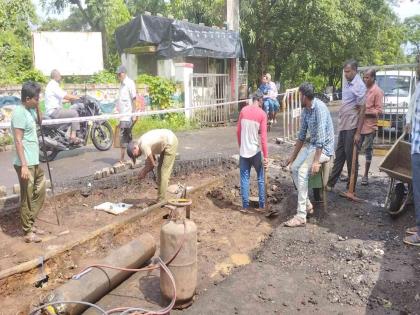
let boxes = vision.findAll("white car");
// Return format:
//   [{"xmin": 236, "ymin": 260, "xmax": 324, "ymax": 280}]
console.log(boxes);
[{"xmin": 376, "ymin": 70, "xmax": 417, "ymax": 131}]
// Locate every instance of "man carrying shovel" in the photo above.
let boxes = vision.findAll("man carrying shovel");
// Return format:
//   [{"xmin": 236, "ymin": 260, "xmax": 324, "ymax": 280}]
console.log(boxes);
[
  {"xmin": 327, "ymin": 60, "xmax": 366, "ymax": 194},
  {"xmin": 126, "ymin": 129, "xmax": 178, "ymax": 202}
]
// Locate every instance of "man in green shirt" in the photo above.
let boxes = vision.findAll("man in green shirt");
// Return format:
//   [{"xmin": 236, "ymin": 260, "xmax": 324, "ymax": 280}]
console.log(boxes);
[{"xmin": 11, "ymin": 82, "xmax": 46, "ymax": 243}]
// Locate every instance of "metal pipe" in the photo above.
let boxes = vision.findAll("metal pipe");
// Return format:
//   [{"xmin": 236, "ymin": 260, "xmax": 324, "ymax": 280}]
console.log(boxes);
[{"xmin": 42, "ymin": 234, "xmax": 156, "ymax": 315}]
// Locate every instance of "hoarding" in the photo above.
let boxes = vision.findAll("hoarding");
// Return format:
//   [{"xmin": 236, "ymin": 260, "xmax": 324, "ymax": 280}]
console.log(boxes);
[{"xmin": 33, "ymin": 32, "xmax": 103, "ymax": 76}]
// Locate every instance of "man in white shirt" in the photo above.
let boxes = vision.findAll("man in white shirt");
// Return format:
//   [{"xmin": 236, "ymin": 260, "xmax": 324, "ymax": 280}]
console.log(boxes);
[
  {"xmin": 45, "ymin": 69, "xmax": 81, "ymax": 144},
  {"xmin": 127, "ymin": 129, "xmax": 178, "ymax": 201},
  {"xmin": 116, "ymin": 65, "xmax": 137, "ymax": 163}
]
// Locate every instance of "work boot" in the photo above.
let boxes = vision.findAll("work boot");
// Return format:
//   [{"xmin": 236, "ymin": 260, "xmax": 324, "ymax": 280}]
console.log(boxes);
[{"xmin": 24, "ymin": 232, "xmax": 42, "ymax": 243}]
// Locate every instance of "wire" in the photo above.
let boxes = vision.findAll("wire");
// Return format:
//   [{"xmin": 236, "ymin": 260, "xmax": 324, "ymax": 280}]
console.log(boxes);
[
  {"xmin": 28, "ymin": 300, "xmax": 107, "ymax": 315},
  {"xmin": 32, "ymin": 221, "xmax": 187, "ymax": 315}
]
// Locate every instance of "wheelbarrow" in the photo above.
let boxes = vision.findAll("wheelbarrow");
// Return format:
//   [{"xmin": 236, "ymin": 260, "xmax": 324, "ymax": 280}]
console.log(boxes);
[{"xmin": 379, "ymin": 133, "xmax": 413, "ymax": 217}]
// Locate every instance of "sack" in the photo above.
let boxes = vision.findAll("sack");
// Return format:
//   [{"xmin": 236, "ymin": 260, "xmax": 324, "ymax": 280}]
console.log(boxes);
[{"xmin": 113, "ymin": 125, "xmax": 121, "ymax": 148}]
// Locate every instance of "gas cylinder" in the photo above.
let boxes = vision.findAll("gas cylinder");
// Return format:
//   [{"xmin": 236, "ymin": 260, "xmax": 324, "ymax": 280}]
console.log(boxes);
[{"xmin": 160, "ymin": 199, "xmax": 197, "ymax": 308}]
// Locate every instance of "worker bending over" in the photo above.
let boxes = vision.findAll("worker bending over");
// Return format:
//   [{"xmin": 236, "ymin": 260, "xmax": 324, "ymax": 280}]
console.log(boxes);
[{"xmin": 127, "ymin": 129, "xmax": 178, "ymax": 201}]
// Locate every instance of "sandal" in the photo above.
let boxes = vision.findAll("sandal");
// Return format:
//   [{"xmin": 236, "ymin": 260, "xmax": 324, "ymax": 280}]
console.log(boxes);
[
  {"xmin": 361, "ymin": 177, "xmax": 368, "ymax": 186},
  {"xmin": 284, "ymin": 216, "xmax": 306, "ymax": 227},
  {"xmin": 403, "ymin": 233, "xmax": 420, "ymax": 246},
  {"xmin": 406, "ymin": 226, "xmax": 418, "ymax": 235},
  {"xmin": 70, "ymin": 137, "xmax": 82, "ymax": 145}
]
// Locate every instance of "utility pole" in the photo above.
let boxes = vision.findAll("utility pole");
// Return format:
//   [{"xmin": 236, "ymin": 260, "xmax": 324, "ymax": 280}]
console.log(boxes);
[{"xmin": 226, "ymin": 0, "xmax": 240, "ymax": 102}]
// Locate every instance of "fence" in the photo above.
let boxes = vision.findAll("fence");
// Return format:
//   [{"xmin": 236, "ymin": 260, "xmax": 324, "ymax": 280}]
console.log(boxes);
[
  {"xmin": 190, "ymin": 73, "xmax": 236, "ymax": 126},
  {"xmin": 279, "ymin": 88, "xmax": 301, "ymax": 143},
  {"xmin": 358, "ymin": 63, "xmax": 417, "ymax": 148}
]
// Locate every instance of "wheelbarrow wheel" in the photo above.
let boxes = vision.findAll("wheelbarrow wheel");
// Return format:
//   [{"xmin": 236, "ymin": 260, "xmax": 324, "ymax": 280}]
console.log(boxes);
[{"xmin": 388, "ymin": 182, "xmax": 406, "ymax": 217}]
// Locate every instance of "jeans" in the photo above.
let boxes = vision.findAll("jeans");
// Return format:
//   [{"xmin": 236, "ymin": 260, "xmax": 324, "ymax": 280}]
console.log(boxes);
[
  {"xmin": 14, "ymin": 165, "xmax": 46, "ymax": 233},
  {"xmin": 412, "ymin": 153, "xmax": 420, "ymax": 235},
  {"xmin": 292, "ymin": 147, "xmax": 330, "ymax": 218},
  {"xmin": 263, "ymin": 98, "xmax": 279, "ymax": 114},
  {"xmin": 240, "ymin": 152, "xmax": 265, "ymax": 208},
  {"xmin": 328, "ymin": 128, "xmax": 358, "ymax": 190}
]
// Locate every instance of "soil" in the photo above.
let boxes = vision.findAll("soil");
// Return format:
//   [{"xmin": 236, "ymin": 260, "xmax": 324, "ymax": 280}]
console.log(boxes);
[
  {"xmin": 1, "ymin": 143, "xmax": 419, "ymax": 315},
  {"xmin": 0, "ymin": 162, "xmax": 282, "ymax": 315}
]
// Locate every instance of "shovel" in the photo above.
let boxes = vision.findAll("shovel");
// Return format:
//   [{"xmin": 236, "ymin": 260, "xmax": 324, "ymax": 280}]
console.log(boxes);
[{"xmin": 339, "ymin": 144, "xmax": 363, "ymax": 202}]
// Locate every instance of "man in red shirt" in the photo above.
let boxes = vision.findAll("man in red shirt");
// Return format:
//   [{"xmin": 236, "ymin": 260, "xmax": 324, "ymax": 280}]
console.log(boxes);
[
  {"xmin": 354, "ymin": 69, "xmax": 383, "ymax": 186},
  {"xmin": 237, "ymin": 91, "xmax": 268, "ymax": 211}
]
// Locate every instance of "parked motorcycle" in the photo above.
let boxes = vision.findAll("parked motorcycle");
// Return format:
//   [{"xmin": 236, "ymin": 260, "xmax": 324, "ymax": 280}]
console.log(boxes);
[{"xmin": 39, "ymin": 96, "xmax": 113, "ymax": 162}]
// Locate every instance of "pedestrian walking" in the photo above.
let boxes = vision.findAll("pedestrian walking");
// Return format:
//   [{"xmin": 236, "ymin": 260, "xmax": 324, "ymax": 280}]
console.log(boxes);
[{"xmin": 11, "ymin": 82, "xmax": 46, "ymax": 243}]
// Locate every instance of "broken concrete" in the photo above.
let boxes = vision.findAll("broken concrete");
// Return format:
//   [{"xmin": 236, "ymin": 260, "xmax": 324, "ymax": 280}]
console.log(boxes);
[
  {"xmin": 12, "ymin": 184, "xmax": 20, "ymax": 195},
  {"xmin": 0, "ymin": 185, "xmax": 6, "ymax": 197},
  {"xmin": 93, "ymin": 171, "xmax": 102, "ymax": 180}
]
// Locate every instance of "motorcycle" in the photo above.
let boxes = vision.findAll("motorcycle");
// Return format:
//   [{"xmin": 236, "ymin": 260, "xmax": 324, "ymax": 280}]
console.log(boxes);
[{"xmin": 39, "ymin": 96, "xmax": 114, "ymax": 162}]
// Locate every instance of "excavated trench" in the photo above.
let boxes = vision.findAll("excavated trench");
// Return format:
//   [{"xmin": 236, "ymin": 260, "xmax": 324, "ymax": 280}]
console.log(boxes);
[{"xmin": 0, "ymin": 157, "xmax": 289, "ymax": 314}]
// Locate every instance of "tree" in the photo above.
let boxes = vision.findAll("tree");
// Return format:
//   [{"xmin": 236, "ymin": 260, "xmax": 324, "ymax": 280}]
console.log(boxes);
[
  {"xmin": 168, "ymin": 0, "xmax": 225, "ymax": 26},
  {"xmin": 404, "ymin": 15, "xmax": 420, "ymax": 55},
  {"xmin": 240, "ymin": 0, "xmax": 406, "ymax": 90},
  {"xmin": 0, "ymin": 0, "xmax": 37, "ymax": 83}
]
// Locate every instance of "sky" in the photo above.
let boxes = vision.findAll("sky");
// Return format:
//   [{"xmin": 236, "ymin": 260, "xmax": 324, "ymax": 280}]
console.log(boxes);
[{"xmin": 33, "ymin": 0, "xmax": 420, "ymax": 21}]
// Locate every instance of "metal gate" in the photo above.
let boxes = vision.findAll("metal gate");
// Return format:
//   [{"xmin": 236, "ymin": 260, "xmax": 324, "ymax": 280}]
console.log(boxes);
[
  {"xmin": 280, "ymin": 88, "xmax": 301, "ymax": 143},
  {"xmin": 190, "ymin": 73, "xmax": 237, "ymax": 125},
  {"xmin": 358, "ymin": 63, "xmax": 417, "ymax": 148}
]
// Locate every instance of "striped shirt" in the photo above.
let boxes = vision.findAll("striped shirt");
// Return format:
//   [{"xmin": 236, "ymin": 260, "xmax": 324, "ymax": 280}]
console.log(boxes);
[
  {"xmin": 298, "ymin": 98, "xmax": 335, "ymax": 156},
  {"xmin": 411, "ymin": 83, "xmax": 420, "ymax": 154},
  {"xmin": 237, "ymin": 104, "xmax": 268, "ymax": 158},
  {"xmin": 339, "ymin": 74, "xmax": 366, "ymax": 131}
]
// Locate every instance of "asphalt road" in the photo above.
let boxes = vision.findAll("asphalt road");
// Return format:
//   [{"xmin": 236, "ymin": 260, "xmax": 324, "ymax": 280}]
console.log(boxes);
[{"xmin": 0, "ymin": 106, "xmax": 340, "ymax": 193}]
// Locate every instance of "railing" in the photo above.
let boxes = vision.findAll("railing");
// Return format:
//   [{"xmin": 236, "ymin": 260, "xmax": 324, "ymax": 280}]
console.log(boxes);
[
  {"xmin": 279, "ymin": 88, "xmax": 301, "ymax": 143},
  {"xmin": 190, "ymin": 73, "xmax": 234, "ymax": 126}
]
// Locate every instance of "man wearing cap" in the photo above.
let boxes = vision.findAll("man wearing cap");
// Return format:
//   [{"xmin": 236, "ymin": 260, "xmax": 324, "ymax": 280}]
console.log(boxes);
[
  {"xmin": 127, "ymin": 129, "xmax": 178, "ymax": 201},
  {"xmin": 116, "ymin": 65, "xmax": 137, "ymax": 163}
]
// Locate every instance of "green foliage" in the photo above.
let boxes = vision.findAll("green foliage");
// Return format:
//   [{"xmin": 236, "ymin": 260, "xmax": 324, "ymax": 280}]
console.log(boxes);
[
  {"xmin": 404, "ymin": 15, "xmax": 420, "ymax": 56},
  {"xmin": 18, "ymin": 69, "xmax": 48, "ymax": 84},
  {"xmin": 88, "ymin": 70, "xmax": 118, "ymax": 84},
  {"xmin": 0, "ymin": 134, "xmax": 13, "ymax": 147},
  {"xmin": 241, "ymin": 0, "xmax": 406, "ymax": 90},
  {"xmin": 168, "ymin": 0, "xmax": 225, "ymax": 25},
  {"xmin": 109, "ymin": 113, "xmax": 197, "ymax": 138},
  {"xmin": 136, "ymin": 74, "xmax": 176, "ymax": 110},
  {"xmin": 0, "ymin": 0, "xmax": 37, "ymax": 84}
]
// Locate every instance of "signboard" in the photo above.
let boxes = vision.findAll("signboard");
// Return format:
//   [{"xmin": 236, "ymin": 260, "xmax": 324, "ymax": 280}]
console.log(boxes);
[{"xmin": 33, "ymin": 32, "xmax": 104, "ymax": 76}]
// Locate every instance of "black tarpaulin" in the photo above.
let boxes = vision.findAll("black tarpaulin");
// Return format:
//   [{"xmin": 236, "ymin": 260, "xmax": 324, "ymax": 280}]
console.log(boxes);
[{"xmin": 115, "ymin": 14, "xmax": 245, "ymax": 59}]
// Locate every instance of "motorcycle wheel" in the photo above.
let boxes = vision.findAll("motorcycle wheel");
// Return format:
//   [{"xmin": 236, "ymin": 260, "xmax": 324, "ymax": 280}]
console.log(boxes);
[
  {"xmin": 91, "ymin": 121, "xmax": 113, "ymax": 151},
  {"xmin": 39, "ymin": 148, "xmax": 59, "ymax": 162}
]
